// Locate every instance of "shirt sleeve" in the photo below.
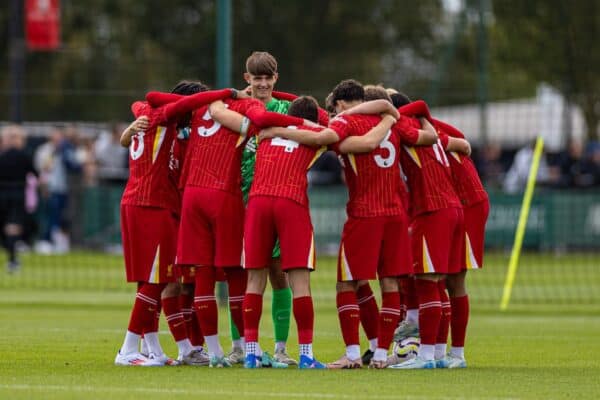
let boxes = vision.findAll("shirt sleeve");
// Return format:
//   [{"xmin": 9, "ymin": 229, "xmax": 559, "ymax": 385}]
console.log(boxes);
[
  {"xmin": 398, "ymin": 100, "xmax": 433, "ymax": 123},
  {"xmin": 162, "ymin": 89, "xmax": 233, "ymax": 122},
  {"xmin": 243, "ymin": 101, "xmax": 303, "ymax": 128},
  {"xmin": 394, "ymin": 116, "xmax": 420, "ymax": 145},
  {"xmin": 146, "ymin": 92, "xmax": 182, "ymax": 107},
  {"xmin": 131, "ymin": 101, "xmax": 147, "ymax": 118},
  {"xmin": 328, "ymin": 116, "xmax": 353, "ymax": 142}
]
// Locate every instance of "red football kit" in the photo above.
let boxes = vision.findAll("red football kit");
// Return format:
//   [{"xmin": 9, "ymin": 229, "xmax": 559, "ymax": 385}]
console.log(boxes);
[
  {"xmin": 399, "ymin": 109, "xmax": 464, "ymax": 275},
  {"xmin": 434, "ymin": 118, "xmax": 489, "ymax": 270},
  {"xmin": 329, "ymin": 114, "xmax": 419, "ymax": 281},
  {"xmin": 244, "ymin": 125, "xmax": 324, "ymax": 270}
]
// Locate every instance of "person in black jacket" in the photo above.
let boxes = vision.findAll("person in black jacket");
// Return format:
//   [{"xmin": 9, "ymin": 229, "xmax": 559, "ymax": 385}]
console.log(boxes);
[{"xmin": 0, "ymin": 125, "xmax": 37, "ymax": 272}]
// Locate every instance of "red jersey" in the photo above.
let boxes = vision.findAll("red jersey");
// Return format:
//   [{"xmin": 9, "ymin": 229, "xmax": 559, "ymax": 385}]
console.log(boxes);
[
  {"xmin": 180, "ymin": 98, "xmax": 299, "ymax": 194},
  {"xmin": 250, "ymin": 125, "xmax": 324, "ymax": 207},
  {"xmin": 433, "ymin": 119, "xmax": 488, "ymax": 207},
  {"xmin": 121, "ymin": 101, "xmax": 180, "ymax": 212},
  {"xmin": 329, "ymin": 114, "xmax": 414, "ymax": 218},
  {"xmin": 399, "ymin": 120, "xmax": 462, "ymax": 217}
]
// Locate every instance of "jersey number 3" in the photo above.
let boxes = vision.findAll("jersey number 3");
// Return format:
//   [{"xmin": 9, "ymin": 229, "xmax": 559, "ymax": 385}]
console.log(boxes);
[{"xmin": 374, "ymin": 129, "xmax": 396, "ymax": 168}]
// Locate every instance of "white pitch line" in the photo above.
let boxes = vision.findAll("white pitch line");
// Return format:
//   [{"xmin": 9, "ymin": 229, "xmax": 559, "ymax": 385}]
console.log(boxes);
[{"xmin": 0, "ymin": 384, "xmax": 521, "ymax": 400}]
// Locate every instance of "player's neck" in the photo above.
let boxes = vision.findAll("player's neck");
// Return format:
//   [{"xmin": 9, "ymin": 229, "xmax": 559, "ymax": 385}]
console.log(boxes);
[{"xmin": 254, "ymin": 94, "xmax": 273, "ymax": 105}]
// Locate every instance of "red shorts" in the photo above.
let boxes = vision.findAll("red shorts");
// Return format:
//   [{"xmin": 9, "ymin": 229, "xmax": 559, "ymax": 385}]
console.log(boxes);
[
  {"xmin": 177, "ymin": 187, "xmax": 244, "ymax": 268},
  {"xmin": 463, "ymin": 200, "xmax": 489, "ymax": 270},
  {"xmin": 411, "ymin": 207, "xmax": 464, "ymax": 275},
  {"xmin": 337, "ymin": 214, "xmax": 412, "ymax": 282},
  {"xmin": 244, "ymin": 196, "xmax": 315, "ymax": 271},
  {"xmin": 121, "ymin": 204, "xmax": 178, "ymax": 283}
]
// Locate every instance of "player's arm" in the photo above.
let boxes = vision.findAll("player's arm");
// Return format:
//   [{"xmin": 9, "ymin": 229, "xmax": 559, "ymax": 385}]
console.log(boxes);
[
  {"xmin": 120, "ymin": 116, "xmax": 149, "ymax": 147},
  {"xmin": 414, "ymin": 118, "xmax": 439, "ymax": 145},
  {"xmin": 244, "ymin": 107, "xmax": 306, "ymax": 128},
  {"xmin": 259, "ymin": 126, "xmax": 339, "ymax": 147},
  {"xmin": 209, "ymin": 101, "xmax": 250, "ymax": 135},
  {"xmin": 272, "ymin": 90, "xmax": 298, "ymax": 102},
  {"xmin": 338, "ymin": 99, "xmax": 400, "ymax": 120},
  {"xmin": 156, "ymin": 89, "xmax": 241, "ymax": 122},
  {"xmin": 445, "ymin": 135, "xmax": 472, "ymax": 156},
  {"xmin": 337, "ymin": 114, "xmax": 398, "ymax": 154},
  {"xmin": 272, "ymin": 90, "xmax": 330, "ymax": 126},
  {"xmin": 398, "ymin": 100, "xmax": 433, "ymax": 122}
]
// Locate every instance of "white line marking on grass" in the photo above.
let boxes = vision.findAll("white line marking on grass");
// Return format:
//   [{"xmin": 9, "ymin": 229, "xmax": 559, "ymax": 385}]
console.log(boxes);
[{"xmin": 0, "ymin": 384, "xmax": 520, "ymax": 400}]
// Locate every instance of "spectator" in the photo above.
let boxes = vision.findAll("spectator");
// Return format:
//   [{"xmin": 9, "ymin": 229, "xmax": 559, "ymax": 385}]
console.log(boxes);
[
  {"xmin": 34, "ymin": 127, "xmax": 81, "ymax": 254},
  {"xmin": 0, "ymin": 125, "xmax": 37, "ymax": 272},
  {"xmin": 475, "ymin": 142, "xmax": 505, "ymax": 190},
  {"xmin": 503, "ymin": 140, "xmax": 551, "ymax": 193},
  {"xmin": 94, "ymin": 123, "xmax": 129, "ymax": 185}
]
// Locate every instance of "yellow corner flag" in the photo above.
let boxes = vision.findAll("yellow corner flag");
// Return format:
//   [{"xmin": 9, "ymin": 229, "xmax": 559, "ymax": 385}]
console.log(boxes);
[{"xmin": 500, "ymin": 137, "xmax": 545, "ymax": 311}]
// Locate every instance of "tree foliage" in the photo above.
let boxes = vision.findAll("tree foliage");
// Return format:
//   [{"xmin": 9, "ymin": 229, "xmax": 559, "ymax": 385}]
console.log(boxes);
[{"xmin": 492, "ymin": 0, "xmax": 600, "ymax": 140}]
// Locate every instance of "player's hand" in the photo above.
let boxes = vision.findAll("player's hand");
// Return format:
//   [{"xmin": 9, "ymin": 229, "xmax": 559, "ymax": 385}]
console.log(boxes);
[
  {"xmin": 381, "ymin": 113, "xmax": 398, "ymax": 124},
  {"xmin": 258, "ymin": 127, "xmax": 277, "ymax": 140},
  {"xmin": 130, "ymin": 116, "xmax": 149, "ymax": 132},
  {"xmin": 243, "ymin": 85, "xmax": 252, "ymax": 95},
  {"xmin": 235, "ymin": 89, "xmax": 251, "ymax": 99}
]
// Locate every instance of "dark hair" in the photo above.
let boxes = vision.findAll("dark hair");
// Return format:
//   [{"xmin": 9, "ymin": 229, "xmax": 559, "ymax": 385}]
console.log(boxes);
[
  {"xmin": 171, "ymin": 80, "xmax": 209, "ymax": 95},
  {"xmin": 246, "ymin": 51, "xmax": 278, "ymax": 76},
  {"xmin": 170, "ymin": 80, "xmax": 208, "ymax": 130},
  {"xmin": 364, "ymin": 84, "xmax": 392, "ymax": 103},
  {"xmin": 288, "ymin": 96, "xmax": 319, "ymax": 123},
  {"xmin": 390, "ymin": 92, "xmax": 411, "ymax": 108},
  {"xmin": 331, "ymin": 79, "xmax": 364, "ymax": 106},
  {"xmin": 324, "ymin": 92, "xmax": 336, "ymax": 116}
]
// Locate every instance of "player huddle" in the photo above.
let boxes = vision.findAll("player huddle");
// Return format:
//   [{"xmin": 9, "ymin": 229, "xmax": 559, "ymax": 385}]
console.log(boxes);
[{"xmin": 115, "ymin": 51, "xmax": 489, "ymax": 370}]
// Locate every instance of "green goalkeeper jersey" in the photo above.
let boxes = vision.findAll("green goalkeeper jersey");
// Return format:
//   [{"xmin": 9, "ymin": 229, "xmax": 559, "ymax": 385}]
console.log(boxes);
[
  {"xmin": 241, "ymin": 97, "xmax": 291, "ymax": 202},
  {"xmin": 241, "ymin": 97, "xmax": 291, "ymax": 259}
]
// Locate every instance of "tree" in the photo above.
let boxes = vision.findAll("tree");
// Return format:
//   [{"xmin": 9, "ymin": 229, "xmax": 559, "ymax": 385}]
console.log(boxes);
[{"xmin": 492, "ymin": 0, "xmax": 600, "ymax": 141}]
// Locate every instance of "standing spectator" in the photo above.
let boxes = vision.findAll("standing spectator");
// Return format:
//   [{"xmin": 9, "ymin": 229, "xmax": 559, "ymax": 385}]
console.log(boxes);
[
  {"xmin": 34, "ymin": 127, "xmax": 81, "ymax": 254},
  {"xmin": 94, "ymin": 123, "xmax": 129, "ymax": 185},
  {"xmin": 0, "ymin": 125, "xmax": 37, "ymax": 272},
  {"xmin": 503, "ymin": 140, "xmax": 550, "ymax": 193}
]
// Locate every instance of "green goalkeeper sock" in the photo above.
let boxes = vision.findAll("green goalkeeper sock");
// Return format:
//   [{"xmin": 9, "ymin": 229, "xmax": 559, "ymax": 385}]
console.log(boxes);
[
  {"xmin": 229, "ymin": 308, "xmax": 241, "ymax": 342},
  {"xmin": 272, "ymin": 287, "xmax": 292, "ymax": 345}
]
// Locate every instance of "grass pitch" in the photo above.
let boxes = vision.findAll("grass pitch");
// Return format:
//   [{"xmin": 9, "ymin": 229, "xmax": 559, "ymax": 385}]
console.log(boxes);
[{"xmin": 0, "ymin": 254, "xmax": 599, "ymax": 399}]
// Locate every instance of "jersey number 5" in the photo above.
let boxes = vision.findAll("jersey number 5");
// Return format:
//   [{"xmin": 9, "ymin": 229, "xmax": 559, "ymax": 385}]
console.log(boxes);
[{"xmin": 197, "ymin": 104, "xmax": 229, "ymax": 137}]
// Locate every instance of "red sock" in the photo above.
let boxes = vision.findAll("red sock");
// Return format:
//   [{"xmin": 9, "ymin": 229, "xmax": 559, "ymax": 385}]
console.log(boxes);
[
  {"xmin": 356, "ymin": 283, "xmax": 379, "ymax": 341},
  {"xmin": 436, "ymin": 280, "xmax": 451, "ymax": 346},
  {"xmin": 415, "ymin": 279, "xmax": 441, "ymax": 346},
  {"xmin": 243, "ymin": 293, "xmax": 263, "ymax": 342},
  {"xmin": 225, "ymin": 267, "xmax": 247, "ymax": 337},
  {"xmin": 400, "ymin": 276, "xmax": 419, "ymax": 311},
  {"xmin": 336, "ymin": 291, "xmax": 360, "ymax": 346},
  {"xmin": 128, "ymin": 283, "xmax": 164, "ymax": 335},
  {"xmin": 193, "ymin": 266, "xmax": 218, "ymax": 336},
  {"xmin": 293, "ymin": 296, "xmax": 314, "ymax": 344},
  {"xmin": 180, "ymin": 292, "xmax": 203, "ymax": 346},
  {"xmin": 377, "ymin": 291, "xmax": 401, "ymax": 350},
  {"xmin": 162, "ymin": 295, "xmax": 188, "ymax": 342},
  {"xmin": 450, "ymin": 295, "xmax": 469, "ymax": 347}
]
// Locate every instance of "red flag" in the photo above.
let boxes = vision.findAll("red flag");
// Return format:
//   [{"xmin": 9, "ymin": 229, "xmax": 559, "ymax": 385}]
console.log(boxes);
[{"xmin": 25, "ymin": 0, "xmax": 60, "ymax": 51}]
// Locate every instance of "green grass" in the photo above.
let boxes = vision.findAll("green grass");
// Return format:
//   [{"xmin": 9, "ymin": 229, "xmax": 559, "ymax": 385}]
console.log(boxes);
[
  {"xmin": 2, "ymin": 251, "xmax": 600, "ymax": 306},
  {"xmin": 1, "ymin": 254, "xmax": 600, "ymax": 399}
]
